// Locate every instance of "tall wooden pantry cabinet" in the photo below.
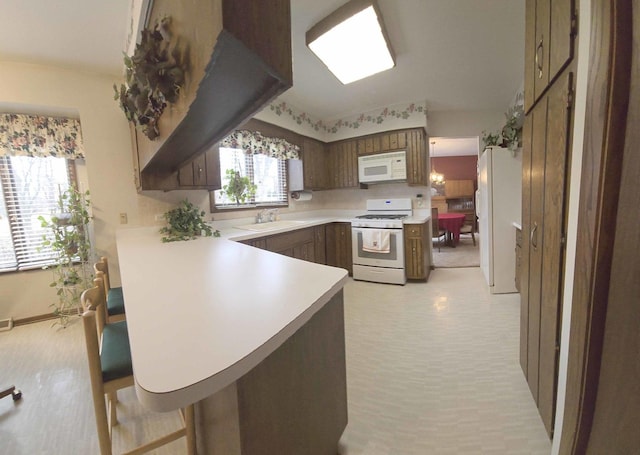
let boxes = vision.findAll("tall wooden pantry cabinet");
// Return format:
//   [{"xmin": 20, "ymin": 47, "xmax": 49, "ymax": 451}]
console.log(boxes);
[{"xmin": 520, "ymin": 0, "xmax": 576, "ymax": 437}]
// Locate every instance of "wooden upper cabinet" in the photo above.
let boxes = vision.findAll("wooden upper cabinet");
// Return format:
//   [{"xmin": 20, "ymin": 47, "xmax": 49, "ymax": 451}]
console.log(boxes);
[
  {"xmin": 133, "ymin": 0, "xmax": 292, "ymax": 189},
  {"xmin": 444, "ymin": 180, "xmax": 474, "ymax": 198},
  {"xmin": 177, "ymin": 147, "xmax": 221, "ymax": 190},
  {"xmin": 406, "ymin": 128, "xmax": 427, "ymax": 185},
  {"xmin": 326, "ymin": 140, "xmax": 358, "ymax": 189},
  {"xmin": 524, "ymin": 0, "xmax": 575, "ymax": 112},
  {"xmin": 301, "ymin": 137, "xmax": 327, "ymax": 190}
]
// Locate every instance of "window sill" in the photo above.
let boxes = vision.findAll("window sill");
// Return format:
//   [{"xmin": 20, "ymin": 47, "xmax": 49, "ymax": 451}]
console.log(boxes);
[{"xmin": 211, "ymin": 202, "xmax": 288, "ymax": 213}]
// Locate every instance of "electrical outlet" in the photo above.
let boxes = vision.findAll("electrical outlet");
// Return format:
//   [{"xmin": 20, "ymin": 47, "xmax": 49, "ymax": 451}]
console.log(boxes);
[
  {"xmin": 154, "ymin": 214, "xmax": 165, "ymax": 221},
  {"xmin": 119, "ymin": 213, "xmax": 128, "ymax": 224}
]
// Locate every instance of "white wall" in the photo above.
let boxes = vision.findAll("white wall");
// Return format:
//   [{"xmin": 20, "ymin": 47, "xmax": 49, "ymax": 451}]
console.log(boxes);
[
  {"xmin": 0, "ymin": 62, "xmax": 137, "ymax": 319},
  {"xmin": 426, "ymin": 110, "xmax": 505, "ymax": 139}
]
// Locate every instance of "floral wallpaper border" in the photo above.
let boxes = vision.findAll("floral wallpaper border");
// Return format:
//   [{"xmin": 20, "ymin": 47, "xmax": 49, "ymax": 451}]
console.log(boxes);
[{"xmin": 268, "ymin": 101, "xmax": 427, "ymax": 134}]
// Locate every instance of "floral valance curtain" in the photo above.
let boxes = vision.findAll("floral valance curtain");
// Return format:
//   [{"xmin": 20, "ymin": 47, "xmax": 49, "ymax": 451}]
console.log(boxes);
[
  {"xmin": 0, "ymin": 113, "xmax": 85, "ymax": 159},
  {"xmin": 220, "ymin": 130, "xmax": 299, "ymax": 160}
]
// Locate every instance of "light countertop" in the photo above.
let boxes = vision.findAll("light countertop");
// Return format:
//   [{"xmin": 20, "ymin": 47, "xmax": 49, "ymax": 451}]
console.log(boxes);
[
  {"xmin": 116, "ymin": 227, "xmax": 348, "ymax": 412},
  {"xmin": 212, "ymin": 209, "xmax": 431, "ymax": 241}
]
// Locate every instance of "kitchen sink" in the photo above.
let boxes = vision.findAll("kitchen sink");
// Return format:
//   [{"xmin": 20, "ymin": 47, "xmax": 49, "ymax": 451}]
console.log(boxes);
[{"xmin": 235, "ymin": 220, "xmax": 307, "ymax": 232}]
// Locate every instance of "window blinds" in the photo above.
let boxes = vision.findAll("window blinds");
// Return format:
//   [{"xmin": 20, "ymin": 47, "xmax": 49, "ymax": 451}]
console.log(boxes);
[{"xmin": 0, "ymin": 156, "xmax": 73, "ymax": 272}]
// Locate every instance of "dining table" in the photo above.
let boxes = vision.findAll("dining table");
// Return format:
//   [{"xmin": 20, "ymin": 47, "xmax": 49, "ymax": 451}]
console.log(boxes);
[{"xmin": 438, "ymin": 212, "xmax": 466, "ymax": 246}]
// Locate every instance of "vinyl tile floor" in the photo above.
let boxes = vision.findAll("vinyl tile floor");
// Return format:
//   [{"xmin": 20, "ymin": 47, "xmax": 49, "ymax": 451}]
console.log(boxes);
[{"xmin": 0, "ymin": 267, "xmax": 551, "ymax": 454}]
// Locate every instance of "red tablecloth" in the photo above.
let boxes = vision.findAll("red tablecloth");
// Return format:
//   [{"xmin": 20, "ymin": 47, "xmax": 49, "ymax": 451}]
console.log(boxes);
[{"xmin": 438, "ymin": 213, "xmax": 466, "ymax": 245}]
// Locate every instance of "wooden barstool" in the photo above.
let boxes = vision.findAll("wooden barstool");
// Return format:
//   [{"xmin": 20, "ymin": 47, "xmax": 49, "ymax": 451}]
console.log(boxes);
[
  {"xmin": 81, "ymin": 281, "xmax": 195, "ymax": 455},
  {"xmin": 93, "ymin": 257, "xmax": 126, "ymax": 323}
]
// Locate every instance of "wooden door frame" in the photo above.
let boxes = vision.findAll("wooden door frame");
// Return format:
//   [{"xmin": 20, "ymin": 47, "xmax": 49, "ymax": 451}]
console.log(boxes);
[{"xmin": 558, "ymin": 0, "xmax": 633, "ymax": 452}]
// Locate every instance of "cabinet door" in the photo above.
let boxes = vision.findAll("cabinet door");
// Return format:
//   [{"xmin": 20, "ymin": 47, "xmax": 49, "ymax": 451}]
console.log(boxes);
[
  {"xmin": 526, "ymin": 92, "xmax": 548, "ymax": 406},
  {"xmin": 525, "ymin": 0, "xmax": 575, "ymax": 112},
  {"xmin": 326, "ymin": 142, "xmax": 358, "ymax": 189},
  {"xmin": 205, "ymin": 146, "xmax": 221, "ymax": 189},
  {"xmin": 404, "ymin": 223, "xmax": 428, "ymax": 281},
  {"xmin": 326, "ymin": 223, "xmax": 352, "ymax": 275},
  {"xmin": 521, "ymin": 71, "xmax": 573, "ymax": 437},
  {"xmin": 407, "ymin": 129, "xmax": 426, "ymax": 185},
  {"xmin": 293, "ymin": 241, "xmax": 315, "ymax": 262},
  {"xmin": 302, "ymin": 138, "xmax": 327, "ymax": 190},
  {"xmin": 338, "ymin": 223, "xmax": 353, "ymax": 275},
  {"xmin": 537, "ymin": 72, "xmax": 572, "ymax": 435},
  {"xmin": 520, "ymin": 112, "xmax": 533, "ymax": 376},
  {"xmin": 178, "ymin": 149, "xmax": 221, "ymax": 189},
  {"xmin": 314, "ymin": 225, "xmax": 326, "ymax": 264}
]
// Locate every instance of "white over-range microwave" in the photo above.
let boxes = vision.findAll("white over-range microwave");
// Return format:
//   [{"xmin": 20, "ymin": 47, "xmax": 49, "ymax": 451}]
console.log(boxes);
[{"xmin": 358, "ymin": 151, "xmax": 407, "ymax": 184}]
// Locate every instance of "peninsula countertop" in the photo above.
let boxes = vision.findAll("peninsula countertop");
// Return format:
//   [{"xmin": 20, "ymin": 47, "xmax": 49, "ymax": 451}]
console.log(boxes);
[{"xmin": 116, "ymin": 226, "xmax": 348, "ymax": 412}]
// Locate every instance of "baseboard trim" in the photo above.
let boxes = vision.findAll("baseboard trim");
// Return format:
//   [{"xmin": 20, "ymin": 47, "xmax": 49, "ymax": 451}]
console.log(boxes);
[{"xmin": 14, "ymin": 313, "xmax": 57, "ymax": 326}]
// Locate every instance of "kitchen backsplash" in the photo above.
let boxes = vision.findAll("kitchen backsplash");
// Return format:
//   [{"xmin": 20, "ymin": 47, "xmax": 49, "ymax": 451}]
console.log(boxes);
[{"xmin": 136, "ymin": 183, "xmax": 431, "ymax": 227}]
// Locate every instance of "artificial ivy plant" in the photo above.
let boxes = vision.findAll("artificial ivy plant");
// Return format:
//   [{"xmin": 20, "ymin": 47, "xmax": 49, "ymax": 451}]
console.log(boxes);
[
  {"xmin": 114, "ymin": 16, "xmax": 185, "ymax": 140},
  {"xmin": 160, "ymin": 200, "xmax": 220, "ymax": 242},
  {"xmin": 38, "ymin": 187, "xmax": 93, "ymax": 328}
]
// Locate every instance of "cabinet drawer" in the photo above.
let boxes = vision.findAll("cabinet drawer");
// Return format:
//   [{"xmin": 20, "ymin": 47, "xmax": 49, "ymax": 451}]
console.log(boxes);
[{"xmin": 405, "ymin": 224, "xmax": 425, "ymax": 239}]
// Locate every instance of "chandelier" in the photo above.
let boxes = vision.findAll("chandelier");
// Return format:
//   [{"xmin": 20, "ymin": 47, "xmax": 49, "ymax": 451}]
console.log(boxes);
[{"xmin": 430, "ymin": 141, "xmax": 445, "ymax": 184}]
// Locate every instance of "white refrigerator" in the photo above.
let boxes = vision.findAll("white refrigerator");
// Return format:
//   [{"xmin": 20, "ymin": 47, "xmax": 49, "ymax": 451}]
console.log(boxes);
[{"xmin": 477, "ymin": 146, "xmax": 522, "ymax": 294}]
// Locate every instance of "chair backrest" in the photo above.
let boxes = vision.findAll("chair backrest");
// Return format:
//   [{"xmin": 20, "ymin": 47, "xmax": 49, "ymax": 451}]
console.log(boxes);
[
  {"xmin": 461, "ymin": 212, "xmax": 476, "ymax": 231},
  {"xmin": 431, "ymin": 207, "xmax": 440, "ymax": 236},
  {"xmin": 81, "ymin": 280, "xmax": 107, "ymax": 344},
  {"xmin": 93, "ymin": 257, "xmax": 111, "ymax": 290}
]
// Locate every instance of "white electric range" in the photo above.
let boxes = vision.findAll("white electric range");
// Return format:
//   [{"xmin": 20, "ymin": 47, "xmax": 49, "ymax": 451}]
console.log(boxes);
[{"xmin": 351, "ymin": 198, "xmax": 412, "ymax": 285}]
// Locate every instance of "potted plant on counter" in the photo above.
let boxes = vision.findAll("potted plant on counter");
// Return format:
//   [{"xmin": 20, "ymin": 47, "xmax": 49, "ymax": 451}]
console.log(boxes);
[{"xmin": 160, "ymin": 200, "xmax": 220, "ymax": 242}]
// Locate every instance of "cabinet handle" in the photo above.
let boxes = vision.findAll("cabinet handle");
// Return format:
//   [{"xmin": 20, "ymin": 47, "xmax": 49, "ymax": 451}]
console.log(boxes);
[
  {"xmin": 198, "ymin": 166, "xmax": 203, "ymax": 173},
  {"xmin": 530, "ymin": 222, "xmax": 538, "ymax": 250},
  {"xmin": 535, "ymin": 36, "xmax": 544, "ymax": 79}
]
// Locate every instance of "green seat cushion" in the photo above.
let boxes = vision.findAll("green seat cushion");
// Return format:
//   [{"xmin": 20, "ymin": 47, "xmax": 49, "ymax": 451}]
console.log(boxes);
[
  {"xmin": 107, "ymin": 287, "xmax": 125, "ymax": 316},
  {"xmin": 101, "ymin": 321, "xmax": 133, "ymax": 382}
]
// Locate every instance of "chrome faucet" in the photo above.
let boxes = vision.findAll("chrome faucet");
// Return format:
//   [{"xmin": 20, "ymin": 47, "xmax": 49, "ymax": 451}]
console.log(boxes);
[{"xmin": 255, "ymin": 209, "xmax": 269, "ymax": 224}]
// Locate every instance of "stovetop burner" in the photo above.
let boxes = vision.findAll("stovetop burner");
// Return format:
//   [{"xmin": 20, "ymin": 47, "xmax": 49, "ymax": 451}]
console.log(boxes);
[{"xmin": 355, "ymin": 214, "xmax": 408, "ymax": 220}]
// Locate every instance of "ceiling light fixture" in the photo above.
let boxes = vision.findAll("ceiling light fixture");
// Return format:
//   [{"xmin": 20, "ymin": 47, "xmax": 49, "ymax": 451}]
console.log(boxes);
[
  {"xmin": 430, "ymin": 141, "xmax": 445, "ymax": 184},
  {"xmin": 306, "ymin": 0, "xmax": 395, "ymax": 85}
]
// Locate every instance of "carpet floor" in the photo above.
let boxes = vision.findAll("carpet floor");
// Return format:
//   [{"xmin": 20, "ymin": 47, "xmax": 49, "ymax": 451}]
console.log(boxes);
[{"xmin": 432, "ymin": 235, "xmax": 480, "ymax": 268}]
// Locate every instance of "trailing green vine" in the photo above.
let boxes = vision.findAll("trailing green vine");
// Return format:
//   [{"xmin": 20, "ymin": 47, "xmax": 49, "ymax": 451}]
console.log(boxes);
[
  {"xmin": 114, "ymin": 16, "xmax": 185, "ymax": 140},
  {"xmin": 160, "ymin": 200, "xmax": 220, "ymax": 242},
  {"xmin": 38, "ymin": 187, "xmax": 93, "ymax": 328}
]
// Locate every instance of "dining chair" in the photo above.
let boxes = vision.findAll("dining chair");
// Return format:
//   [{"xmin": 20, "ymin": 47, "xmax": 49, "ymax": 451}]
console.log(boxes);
[
  {"xmin": 81, "ymin": 281, "xmax": 195, "ymax": 455},
  {"xmin": 458, "ymin": 213, "xmax": 476, "ymax": 246},
  {"xmin": 93, "ymin": 257, "xmax": 126, "ymax": 323},
  {"xmin": 431, "ymin": 208, "xmax": 447, "ymax": 252}
]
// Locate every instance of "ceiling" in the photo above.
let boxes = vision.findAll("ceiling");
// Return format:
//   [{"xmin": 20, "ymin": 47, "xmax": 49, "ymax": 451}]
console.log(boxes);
[{"xmin": 0, "ymin": 0, "xmax": 524, "ymax": 156}]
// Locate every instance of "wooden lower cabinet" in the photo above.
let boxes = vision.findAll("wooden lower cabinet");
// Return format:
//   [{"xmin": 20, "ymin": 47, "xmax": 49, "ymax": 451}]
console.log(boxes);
[
  {"xmin": 313, "ymin": 225, "xmax": 326, "ymax": 265},
  {"xmin": 404, "ymin": 222, "xmax": 430, "ymax": 281},
  {"xmin": 239, "ymin": 224, "xmax": 328, "ymax": 268},
  {"xmin": 325, "ymin": 223, "xmax": 352, "ymax": 276},
  {"xmin": 264, "ymin": 227, "xmax": 315, "ymax": 262}
]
